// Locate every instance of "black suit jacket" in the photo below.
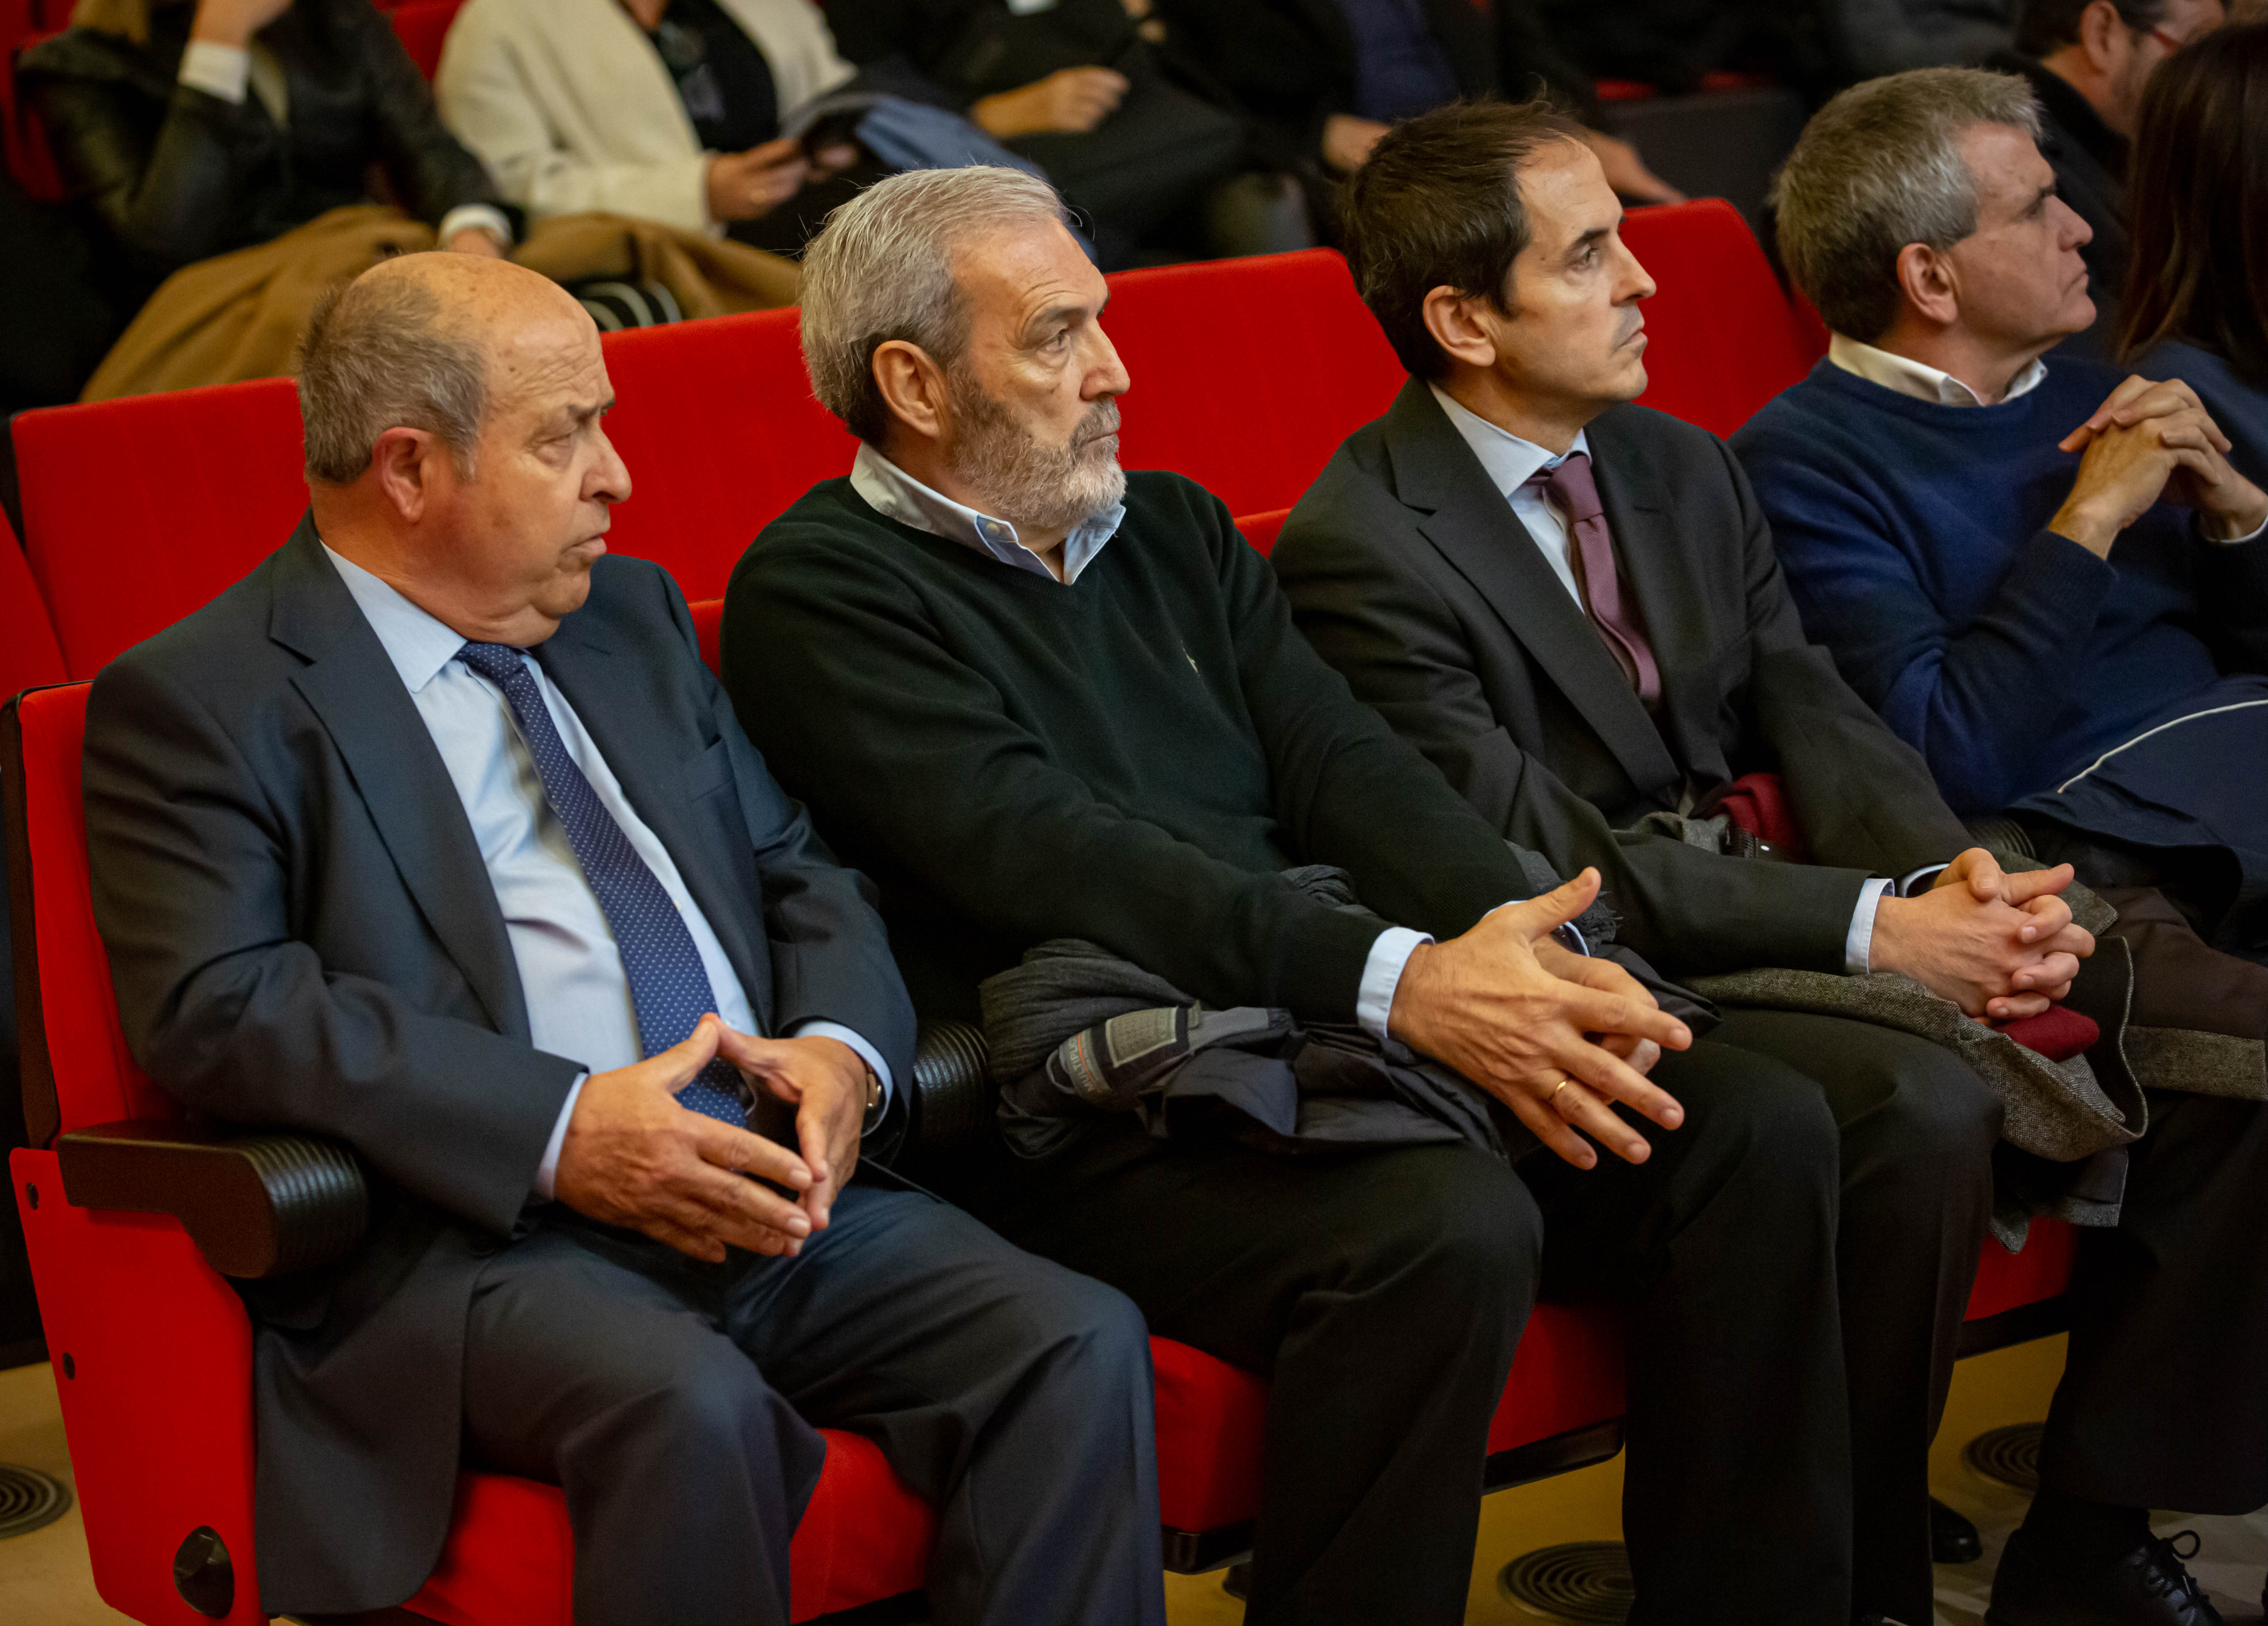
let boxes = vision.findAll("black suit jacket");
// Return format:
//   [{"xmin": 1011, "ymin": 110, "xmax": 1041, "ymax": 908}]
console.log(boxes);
[
  {"xmin": 81, "ymin": 519, "xmax": 914, "ymax": 1615},
  {"xmin": 1273, "ymin": 379, "xmax": 1974, "ymax": 977}
]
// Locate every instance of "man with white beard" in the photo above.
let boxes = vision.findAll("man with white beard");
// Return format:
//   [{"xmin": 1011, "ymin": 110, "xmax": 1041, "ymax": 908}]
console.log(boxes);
[{"xmin": 724, "ymin": 164, "xmax": 1891, "ymax": 1626}]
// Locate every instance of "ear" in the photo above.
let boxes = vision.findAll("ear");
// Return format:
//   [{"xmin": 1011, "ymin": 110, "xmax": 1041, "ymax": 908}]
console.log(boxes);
[
  {"xmin": 1420, "ymin": 284, "xmax": 1501, "ymax": 372},
  {"xmin": 368, "ymin": 427, "xmax": 444, "ymax": 525},
  {"xmin": 871, "ymin": 340, "xmax": 952, "ymax": 446},
  {"xmin": 1892, "ymin": 241, "xmax": 1961, "ymax": 330},
  {"xmin": 2077, "ymin": 0, "xmax": 2125, "ymax": 68}
]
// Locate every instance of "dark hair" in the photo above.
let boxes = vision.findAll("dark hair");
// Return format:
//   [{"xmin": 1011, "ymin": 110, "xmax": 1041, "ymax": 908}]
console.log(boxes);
[
  {"xmin": 1338, "ymin": 99, "xmax": 1590, "ymax": 379},
  {"xmin": 2120, "ymin": 23, "xmax": 2268, "ymax": 382},
  {"xmin": 2015, "ymin": 0, "xmax": 2170, "ymax": 57}
]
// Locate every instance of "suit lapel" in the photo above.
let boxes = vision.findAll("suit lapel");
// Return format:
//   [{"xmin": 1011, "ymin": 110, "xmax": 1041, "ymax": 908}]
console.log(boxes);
[
  {"xmin": 1384, "ymin": 381, "xmax": 1681, "ymax": 793},
  {"xmin": 534, "ymin": 621, "xmax": 771, "ymax": 1033},
  {"xmin": 270, "ymin": 519, "xmax": 531, "ymax": 1042}
]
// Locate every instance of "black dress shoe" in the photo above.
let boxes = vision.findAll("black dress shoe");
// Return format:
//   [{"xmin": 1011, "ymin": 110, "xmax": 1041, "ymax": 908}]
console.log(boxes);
[
  {"xmin": 1987, "ymin": 1525, "xmax": 2225, "ymax": 1625},
  {"xmin": 1933, "ymin": 1496, "xmax": 1984, "ymax": 1564}
]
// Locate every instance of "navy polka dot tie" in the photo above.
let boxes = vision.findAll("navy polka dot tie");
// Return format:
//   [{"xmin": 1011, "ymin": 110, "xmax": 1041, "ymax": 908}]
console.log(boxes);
[{"xmin": 456, "ymin": 641, "xmax": 749, "ymax": 1126}]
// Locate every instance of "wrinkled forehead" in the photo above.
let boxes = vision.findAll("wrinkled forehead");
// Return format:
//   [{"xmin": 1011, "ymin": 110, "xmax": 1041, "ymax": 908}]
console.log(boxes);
[
  {"xmin": 1961, "ymin": 122, "xmax": 2055, "ymax": 224},
  {"xmin": 484, "ymin": 308, "xmax": 610, "ymax": 426},
  {"xmin": 951, "ymin": 219, "xmax": 1107, "ymax": 344}
]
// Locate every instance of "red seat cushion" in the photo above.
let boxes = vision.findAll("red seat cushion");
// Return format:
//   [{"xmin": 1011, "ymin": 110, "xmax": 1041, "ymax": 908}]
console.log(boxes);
[
  {"xmin": 689, "ymin": 596, "xmax": 724, "ymax": 674},
  {"xmin": 1968, "ymin": 1215, "xmax": 2078, "ymax": 1319},
  {"xmin": 1619, "ymin": 199, "xmax": 1822, "ymax": 437},
  {"xmin": 1104, "ymin": 250, "xmax": 1406, "ymax": 519}
]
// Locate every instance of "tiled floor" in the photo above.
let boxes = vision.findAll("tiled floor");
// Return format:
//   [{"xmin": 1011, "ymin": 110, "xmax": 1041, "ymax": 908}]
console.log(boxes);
[{"xmin": 2, "ymin": 1335, "xmax": 2261, "ymax": 1624}]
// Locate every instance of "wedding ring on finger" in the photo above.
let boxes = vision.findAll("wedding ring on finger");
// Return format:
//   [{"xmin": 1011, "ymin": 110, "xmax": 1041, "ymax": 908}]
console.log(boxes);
[{"xmin": 1548, "ymin": 1075, "xmax": 1578, "ymax": 1118}]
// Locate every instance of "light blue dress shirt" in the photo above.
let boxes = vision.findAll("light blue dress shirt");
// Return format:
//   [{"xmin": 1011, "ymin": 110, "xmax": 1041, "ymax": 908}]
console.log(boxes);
[
  {"xmin": 1427, "ymin": 386, "xmax": 1892, "ymax": 973},
  {"xmin": 323, "ymin": 545, "xmax": 891, "ymax": 1196},
  {"xmin": 846, "ymin": 444, "xmax": 1430, "ymax": 1036}
]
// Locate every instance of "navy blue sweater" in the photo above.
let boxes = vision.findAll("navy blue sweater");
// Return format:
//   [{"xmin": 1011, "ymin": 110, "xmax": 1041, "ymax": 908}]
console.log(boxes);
[{"xmin": 1731, "ymin": 358, "xmax": 2268, "ymax": 814}]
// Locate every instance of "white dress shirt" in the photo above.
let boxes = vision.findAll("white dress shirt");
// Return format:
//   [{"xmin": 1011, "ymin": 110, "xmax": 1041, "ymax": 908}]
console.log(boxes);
[
  {"xmin": 1429, "ymin": 385, "xmax": 1892, "ymax": 973},
  {"xmin": 1826, "ymin": 333, "xmax": 2048, "ymax": 408},
  {"xmin": 848, "ymin": 444, "xmax": 1433, "ymax": 1034},
  {"xmin": 324, "ymin": 546, "xmax": 888, "ymax": 1196},
  {"xmin": 180, "ymin": 41, "xmax": 512, "ymax": 251}
]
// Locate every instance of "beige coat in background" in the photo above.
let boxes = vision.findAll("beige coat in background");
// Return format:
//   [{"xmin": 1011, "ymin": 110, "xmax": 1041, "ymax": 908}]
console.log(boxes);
[{"xmin": 436, "ymin": 0, "xmax": 857, "ymax": 236}]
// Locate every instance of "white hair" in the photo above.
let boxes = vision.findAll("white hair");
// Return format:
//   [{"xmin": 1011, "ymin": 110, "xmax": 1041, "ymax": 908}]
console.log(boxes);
[
  {"xmin": 1773, "ymin": 68, "xmax": 2043, "ymax": 343},
  {"xmin": 798, "ymin": 166, "xmax": 1074, "ymax": 443}
]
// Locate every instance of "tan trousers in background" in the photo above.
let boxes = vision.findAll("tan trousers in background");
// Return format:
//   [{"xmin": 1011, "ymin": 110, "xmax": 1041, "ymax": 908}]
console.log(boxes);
[{"xmin": 82, "ymin": 204, "xmax": 800, "ymax": 401}]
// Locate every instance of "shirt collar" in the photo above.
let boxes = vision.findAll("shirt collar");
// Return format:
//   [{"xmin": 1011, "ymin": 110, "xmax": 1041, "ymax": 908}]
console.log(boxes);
[
  {"xmin": 321, "ymin": 541, "xmax": 484, "ymax": 694},
  {"xmin": 1428, "ymin": 383, "xmax": 1590, "ymax": 499},
  {"xmin": 848, "ymin": 441, "xmax": 1125, "ymax": 585},
  {"xmin": 1826, "ymin": 332, "xmax": 2049, "ymax": 408}
]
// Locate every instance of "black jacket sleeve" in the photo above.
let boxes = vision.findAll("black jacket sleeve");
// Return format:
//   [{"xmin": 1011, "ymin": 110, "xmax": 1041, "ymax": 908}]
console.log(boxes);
[{"xmin": 338, "ymin": 0, "xmax": 502, "ymax": 232}]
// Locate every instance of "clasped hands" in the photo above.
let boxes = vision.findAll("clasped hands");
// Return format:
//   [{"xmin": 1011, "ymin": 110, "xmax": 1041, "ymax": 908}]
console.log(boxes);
[
  {"xmin": 553, "ymin": 1015, "xmax": 869, "ymax": 1264},
  {"xmin": 1391, "ymin": 854, "xmax": 2095, "ymax": 1173},
  {"xmin": 2052, "ymin": 375, "xmax": 2268, "ymax": 555}
]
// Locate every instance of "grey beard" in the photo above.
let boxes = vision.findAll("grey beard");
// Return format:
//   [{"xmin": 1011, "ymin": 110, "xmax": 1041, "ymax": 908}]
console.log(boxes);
[{"xmin": 945, "ymin": 378, "xmax": 1126, "ymax": 538}]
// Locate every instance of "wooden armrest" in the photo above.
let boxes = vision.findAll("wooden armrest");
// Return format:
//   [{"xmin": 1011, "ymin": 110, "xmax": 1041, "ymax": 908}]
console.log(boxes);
[
  {"xmin": 911, "ymin": 1022, "xmax": 993, "ymax": 1153},
  {"xmin": 57, "ymin": 1118, "xmax": 368, "ymax": 1278}
]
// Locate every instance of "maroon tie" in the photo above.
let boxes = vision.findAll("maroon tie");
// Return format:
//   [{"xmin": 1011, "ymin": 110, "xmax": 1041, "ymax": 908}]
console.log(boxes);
[{"xmin": 1525, "ymin": 452, "xmax": 1662, "ymax": 710}]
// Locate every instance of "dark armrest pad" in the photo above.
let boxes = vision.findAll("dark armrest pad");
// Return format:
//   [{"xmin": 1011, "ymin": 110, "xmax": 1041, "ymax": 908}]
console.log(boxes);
[
  {"xmin": 911, "ymin": 1022, "xmax": 993, "ymax": 1153},
  {"xmin": 57, "ymin": 1118, "xmax": 368, "ymax": 1279}
]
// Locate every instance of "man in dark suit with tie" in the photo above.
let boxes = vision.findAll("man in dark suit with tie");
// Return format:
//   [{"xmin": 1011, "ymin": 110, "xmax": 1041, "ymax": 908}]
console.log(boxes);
[
  {"xmin": 79, "ymin": 251, "xmax": 1163, "ymax": 1626},
  {"xmin": 1271, "ymin": 99, "xmax": 2099, "ymax": 1626}
]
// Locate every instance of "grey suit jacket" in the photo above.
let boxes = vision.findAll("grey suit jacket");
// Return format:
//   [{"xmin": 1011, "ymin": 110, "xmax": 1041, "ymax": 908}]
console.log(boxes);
[
  {"xmin": 1273, "ymin": 378, "xmax": 1973, "ymax": 977},
  {"xmin": 81, "ymin": 517, "xmax": 915, "ymax": 1615}
]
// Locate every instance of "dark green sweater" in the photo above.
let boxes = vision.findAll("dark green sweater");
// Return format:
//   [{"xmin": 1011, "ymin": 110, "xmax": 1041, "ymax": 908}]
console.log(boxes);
[{"xmin": 722, "ymin": 471, "xmax": 1537, "ymax": 1021}]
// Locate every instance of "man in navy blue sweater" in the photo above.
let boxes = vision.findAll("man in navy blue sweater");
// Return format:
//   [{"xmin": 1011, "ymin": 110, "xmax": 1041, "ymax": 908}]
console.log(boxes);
[{"xmin": 1736, "ymin": 66, "xmax": 2268, "ymax": 1626}]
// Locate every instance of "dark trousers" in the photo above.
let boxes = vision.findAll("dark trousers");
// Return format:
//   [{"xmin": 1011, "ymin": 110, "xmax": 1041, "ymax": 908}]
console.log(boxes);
[
  {"xmin": 1701, "ymin": 1008, "xmax": 2003, "ymax": 1623},
  {"xmin": 2041, "ymin": 1089, "xmax": 2268, "ymax": 1514},
  {"xmin": 976, "ymin": 1016, "xmax": 1987, "ymax": 1626},
  {"xmin": 459, "ymin": 1180, "xmax": 1164, "ymax": 1626}
]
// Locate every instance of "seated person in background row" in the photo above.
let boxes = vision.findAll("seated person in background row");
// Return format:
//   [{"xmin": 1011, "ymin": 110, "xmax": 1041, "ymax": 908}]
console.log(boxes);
[
  {"xmin": 2121, "ymin": 22, "xmax": 2268, "ymax": 484},
  {"xmin": 737, "ymin": 161, "xmax": 1966, "ymax": 1626},
  {"xmin": 1150, "ymin": 0, "xmax": 1682, "ymax": 202},
  {"xmin": 80, "ymin": 251, "xmax": 1163, "ymax": 1626},
  {"xmin": 1272, "ymin": 99, "xmax": 2084, "ymax": 1626},
  {"xmin": 818, "ymin": 0, "xmax": 1309, "ymax": 264},
  {"xmin": 1984, "ymin": 0, "xmax": 2225, "ymax": 357},
  {"xmin": 1736, "ymin": 67, "xmax": 2268, "ymax": 1625},
  {"xmin": 23, "ymin": 0, "xmax": 509, "ymax": 399},
  {"xmin": 1735, "ymin": 66, "xmax": 2268, "ymax": 967}
]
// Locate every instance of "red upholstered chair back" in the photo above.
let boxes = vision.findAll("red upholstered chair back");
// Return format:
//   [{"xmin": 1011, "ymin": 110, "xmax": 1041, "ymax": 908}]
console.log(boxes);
[
  {"xmin": 13, "ymin": 377, "xmax": 307, "ymax": 678},
  {"xmin": 1235, "ymin": 508, "xmax": 1289, "ymax": 557},
  {"xmin": 386, "ymin": 0, "xmax": 464, "ymax": 78},
  {"xmin": 1619, "ymin": 198, "xmax": 1823, "ymax": 437},
  {"xmin": 8, "ymin": 683, "xmax": 175, "ymax": 1148},
  {"xmin": 597, "ymin": 308, "xmax": 857, "ymax": 601},
  {"xmin": 0, "ymin": 512, "xmax": 66, "ymax": 703},
  {"xmin": 1102, "ymin": 249, "xmax": 1406, "ymax": 518}
]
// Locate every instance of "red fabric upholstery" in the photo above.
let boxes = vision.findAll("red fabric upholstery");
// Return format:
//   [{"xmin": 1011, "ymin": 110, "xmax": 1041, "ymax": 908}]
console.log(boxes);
[
  {"xmin": 597, "ymin": 309, "xmax": 856, "ymax": 601},
  {"xmin": 13, "ymin": 377, "xmax": 307, "ymax": 677},
  {"xmin": 1234, "ymin": 508, "xmax": 1289, "ymax": 557},
  {"xmin": 1968, "ymin": 1216, "xmax": 2078, "ymax": 1320},
  {"xmin": 0, "ymin": 511, "xmax": 66, "ymax": 703},
  {"xmin": 387, "ymin": 0, "xmax": 464, "ymax": 79},
  {"xmin": 1619, "ymin": 199, "xmax": 1822, "ymax": 438},
  {"xmin": 690, "ymin": 596, "xmax": 724, "ymax": 673},
  {"xmin": 1104, "ymin": 250, "xmax": 1406, "ymax": 519}
]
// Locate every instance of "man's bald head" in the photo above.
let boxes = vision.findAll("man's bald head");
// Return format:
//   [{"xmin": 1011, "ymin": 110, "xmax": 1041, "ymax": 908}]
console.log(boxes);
[{"xmin": 299, "ymin": 252, "xmax": 592, "ymax": 485}]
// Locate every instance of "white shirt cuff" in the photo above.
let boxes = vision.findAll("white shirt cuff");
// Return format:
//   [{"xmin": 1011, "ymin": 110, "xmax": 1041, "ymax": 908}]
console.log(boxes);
[
  {"xmin": 179, "ymin": 40, "xmax": 251, "ymax": 103},
  {"xmin": 533, "ymin": 1072, "xmax": 587, "ymax": 1202},
  {"xmin": 2207, "ymin": 509, "xmax": 2268, "ymax": 545},
  {"xmin": 1845, "ymin": 877, "xmax": 1895, "ymax": 974},
  {"xmin": 788, "ymin": 1019, "xmax": 893, "ymax": 1109},
  {"xmin": 437, "ymin": 203, "xmax": 512, "ymax": 248},
  {"xmin": 1358, "ymin": 926, "xmax": 1433, "ymax": 1042}
]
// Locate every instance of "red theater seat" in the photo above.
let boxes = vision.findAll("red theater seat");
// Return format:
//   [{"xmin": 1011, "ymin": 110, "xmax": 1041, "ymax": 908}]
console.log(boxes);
[
  {"xmin": 1104, "ymin": 249, "xmax": 1406, "ymax": 519},
  {"xmin": 1619, "ymin": 199, "xmax": 1823, "ymax": 437},
  {"xmin": 1235, "ymin": 508, "xmax": 1289, "ymax": 556},
  {"xmin": 0, "ymin": 513, "xmax": 65, "ymax": 703},
  {"xmin": 387, "ymin": 0, "xmax": 464, "ymax": 79},
  {"xmin": 13, "ymin": 376, "xmax": 305, "ymax": 678}
]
